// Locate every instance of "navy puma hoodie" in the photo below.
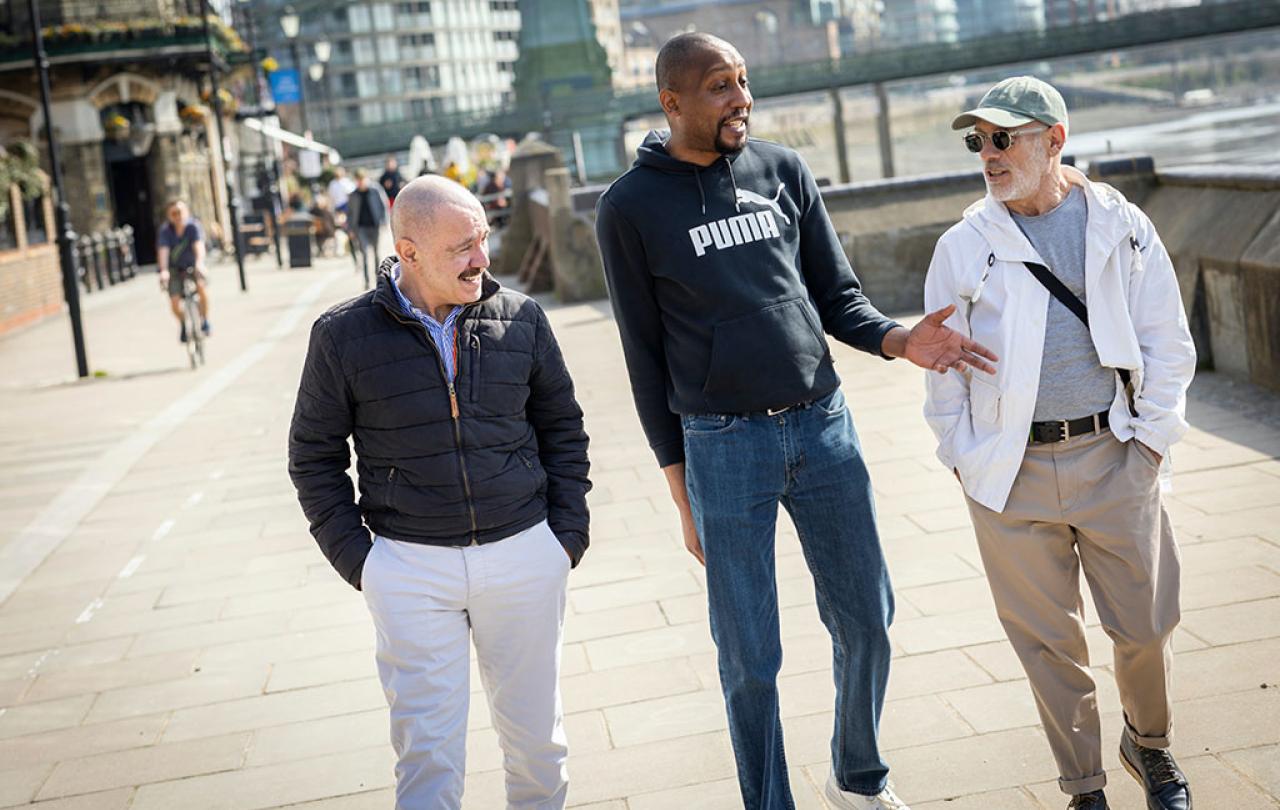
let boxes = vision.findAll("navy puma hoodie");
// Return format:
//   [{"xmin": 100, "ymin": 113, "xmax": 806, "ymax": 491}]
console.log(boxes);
[{"xmin": 595, "ymin": 131, "xmax": 900, "ymax": 467}]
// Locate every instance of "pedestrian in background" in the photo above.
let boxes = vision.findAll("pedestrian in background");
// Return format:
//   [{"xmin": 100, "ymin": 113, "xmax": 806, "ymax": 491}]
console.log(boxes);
[{"xmin": 348, "ymin": 169, "xmax": 389, "ymax": 289}]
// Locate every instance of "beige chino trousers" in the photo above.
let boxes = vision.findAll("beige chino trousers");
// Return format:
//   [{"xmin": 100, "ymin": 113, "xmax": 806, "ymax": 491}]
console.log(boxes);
[{"xmin": 965, "ymin": 429, "xmax": 1181, "ymax": 796}]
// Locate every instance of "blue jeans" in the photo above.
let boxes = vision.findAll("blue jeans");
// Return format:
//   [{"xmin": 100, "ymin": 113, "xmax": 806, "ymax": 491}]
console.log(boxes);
[{"xmin": 682, "ymin": 388, "xmax": 894, "ymax": 810}]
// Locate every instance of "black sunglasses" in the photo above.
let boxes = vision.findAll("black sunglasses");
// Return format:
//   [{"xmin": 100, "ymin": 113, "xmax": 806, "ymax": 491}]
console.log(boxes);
[{"xmin": 964, "ymin": 125, "xmax": 1047, "ymax": 153}]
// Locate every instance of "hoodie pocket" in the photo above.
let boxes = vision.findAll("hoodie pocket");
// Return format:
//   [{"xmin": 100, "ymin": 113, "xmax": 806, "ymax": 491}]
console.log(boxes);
[
  {"xmin": 702, "ymin": 298, "xmax": 829, "ymax": 411},
  {"xmin": 969, "ymin": 376, "xmax": 1002, "ymax": 427}
]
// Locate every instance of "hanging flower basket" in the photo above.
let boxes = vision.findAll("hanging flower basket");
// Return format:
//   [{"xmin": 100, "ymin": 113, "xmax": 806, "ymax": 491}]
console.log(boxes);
[{"xmin": 104, "ymin": 114, "xmax": 132, "ymax": 140}]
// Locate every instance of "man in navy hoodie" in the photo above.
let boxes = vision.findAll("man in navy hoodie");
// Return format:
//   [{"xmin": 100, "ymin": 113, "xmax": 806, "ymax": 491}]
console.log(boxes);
[{"xmin": 595, "ymin": 33, "xmax": 997, "ymax": 810}]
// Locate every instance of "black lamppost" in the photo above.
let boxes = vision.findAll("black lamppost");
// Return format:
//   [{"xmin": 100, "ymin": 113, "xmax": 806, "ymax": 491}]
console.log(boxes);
[
  {"xmin": 28, "ymin": 0, "xmax": 88, "ymax": 378},
  {"xmin": 238, "ymin": 0, "xmax": 284, "ymax": 268},
  {"xmin": 199, "ymin": 0, "xmax": 248, "ymax": 292},
  {"xmin": 280, "ymin": 7, "xmax": 311, "ymax": 136}
]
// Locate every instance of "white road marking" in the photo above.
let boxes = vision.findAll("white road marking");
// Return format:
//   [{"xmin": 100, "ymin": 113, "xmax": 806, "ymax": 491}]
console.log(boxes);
[
  {"xmin": 183, "ymin": 491, "xmax": 205, "ymax": 509},
  {"xmin": 75, "ymin": 598, "xmax": 105, "ymax": 624},
  {"xmin": 118, "ymin": 554, "xmax": 146, "ymax": 579},
  {"xmin": 152, "ymin": 519, "xmax": 175, "ymax": 542},
  {"xmin": 0, "ymin": 272, "xmax": 340, "ymax": 606}
]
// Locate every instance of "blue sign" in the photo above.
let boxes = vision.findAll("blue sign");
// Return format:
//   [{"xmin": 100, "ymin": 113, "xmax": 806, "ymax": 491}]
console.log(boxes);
[{"xmin": 269, "ymin": 69, "xmax": 302, "ymax": 105}]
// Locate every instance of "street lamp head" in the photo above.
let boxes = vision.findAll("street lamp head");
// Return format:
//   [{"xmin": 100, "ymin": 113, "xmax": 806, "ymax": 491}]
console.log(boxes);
[
  {"xmin": 280, "ymin": 7, "xmax": 300, "ymax": 39},
  {"xmin": 308, "ymin": 63, "xmax": 325, "ymax": 81},
  {"xmin": 314, "ymin": 39, "xmax": 332, "ymax": 63}
]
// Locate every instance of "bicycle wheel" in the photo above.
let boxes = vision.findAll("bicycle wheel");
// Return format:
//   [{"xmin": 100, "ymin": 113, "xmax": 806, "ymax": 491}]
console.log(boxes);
[{"xmin": 185, "ymin": 289, "xmax": 204, "ymax": 368}]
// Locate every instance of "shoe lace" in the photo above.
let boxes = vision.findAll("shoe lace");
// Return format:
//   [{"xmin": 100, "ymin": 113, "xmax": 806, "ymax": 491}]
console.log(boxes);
[
  {"xmin": 1069, "ymin": 793, "xmax": 1104, "ymax": 809},
  {"xmin": 1139, "ymin": 745, "xmax": 1185, "ymax": 787}
]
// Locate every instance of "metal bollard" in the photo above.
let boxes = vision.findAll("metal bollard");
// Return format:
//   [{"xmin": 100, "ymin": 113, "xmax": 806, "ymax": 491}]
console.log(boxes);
[
  {"xmin": 120, "ymin": 225, "xmax": 137, "ymax": 278},
  {"xmin": 90, "ymin": 233, "xmax": 106, "ymax": 290},
  {"xmin": 105, "ymin": 230, "xmax": 121, "ymax": 284},
  {"xmin": 76, "ymin": 236, "xmax": 93, "ymax": 293}
]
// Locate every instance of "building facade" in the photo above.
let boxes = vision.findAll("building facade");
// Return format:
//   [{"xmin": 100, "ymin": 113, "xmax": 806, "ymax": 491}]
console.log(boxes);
[
  {"xmin": 254, "ymin": 0, "xmax": 523, "ymax": 137},
  {"xmin": 0, "ymin": 0, "xmax": 244, "ymax": 274}
]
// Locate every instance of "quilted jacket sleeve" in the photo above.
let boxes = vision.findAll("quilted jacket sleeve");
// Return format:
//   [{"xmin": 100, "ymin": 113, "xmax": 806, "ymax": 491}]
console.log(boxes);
[
  {"xmin": 288, "ymin": 316, "xmax": 372, "ymax": 589},
  {"xmin": 527, "ymin": 303, "xmax": 592, "ymax": 566}
]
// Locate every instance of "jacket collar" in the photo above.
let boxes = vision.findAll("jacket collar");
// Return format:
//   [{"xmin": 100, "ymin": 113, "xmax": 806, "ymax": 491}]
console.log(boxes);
[
  {"xmin": 962, "ymin": 165, "xmax": 1133, "ymax": 264},
  {"xmin": 373, "ymin": 257, "xmax": 501, "ymax": 322}
]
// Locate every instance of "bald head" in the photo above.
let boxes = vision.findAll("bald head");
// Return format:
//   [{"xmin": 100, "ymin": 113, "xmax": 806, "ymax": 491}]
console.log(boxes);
[
  {"xmin": 391, "ymin": 175, "xmax": 484, "ymax": 242},
  {"xmin": 655, "ymin": 32, "xmax": 736, "ymax": 92}
]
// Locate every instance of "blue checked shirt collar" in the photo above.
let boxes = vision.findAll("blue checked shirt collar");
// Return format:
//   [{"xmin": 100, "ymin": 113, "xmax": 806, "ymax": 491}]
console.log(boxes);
[{"xmin": 391, "ymin": 264, "xmax": 463, "ymax": 381}]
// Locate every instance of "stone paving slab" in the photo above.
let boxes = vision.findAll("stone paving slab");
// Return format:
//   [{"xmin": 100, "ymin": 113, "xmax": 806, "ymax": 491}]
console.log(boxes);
[{"xmin": 0, "ymin": 254, "xmax": 1277, "ymax": 808}]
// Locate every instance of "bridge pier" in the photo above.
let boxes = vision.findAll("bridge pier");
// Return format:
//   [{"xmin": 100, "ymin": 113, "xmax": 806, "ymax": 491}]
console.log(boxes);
[{"xmin": 875, "ymin": 82, "xmax": 895, "ymax": 179}]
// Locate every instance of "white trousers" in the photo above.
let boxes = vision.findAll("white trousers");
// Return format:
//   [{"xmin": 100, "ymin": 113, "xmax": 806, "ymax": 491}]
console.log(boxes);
[{"xmin": 361, "ymin": 520, "xmax": 571, "ymax": 810}]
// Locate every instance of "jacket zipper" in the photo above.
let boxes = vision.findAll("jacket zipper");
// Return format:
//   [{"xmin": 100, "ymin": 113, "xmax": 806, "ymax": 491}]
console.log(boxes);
[
  {"xmin": 383, "ymin": 301, "xmax": 480, "ymax": 545},
  {"xmin": 449, "ymin": 326, "xmax": 480, "ymax": 543}
]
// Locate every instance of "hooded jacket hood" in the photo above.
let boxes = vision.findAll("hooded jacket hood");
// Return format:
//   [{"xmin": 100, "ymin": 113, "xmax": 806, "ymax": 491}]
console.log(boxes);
[{"xmin": 634, "ymin": 130, "xmax": 746, "ymax": 216}]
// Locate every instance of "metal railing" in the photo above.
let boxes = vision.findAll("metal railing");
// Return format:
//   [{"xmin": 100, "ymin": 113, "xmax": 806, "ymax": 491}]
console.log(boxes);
[{"xmin": 327, "ymin": 0, "xmax": 1280, "ymax": 158}]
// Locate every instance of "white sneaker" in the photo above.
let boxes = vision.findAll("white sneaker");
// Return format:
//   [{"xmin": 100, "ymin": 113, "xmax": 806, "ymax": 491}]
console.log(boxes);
[{"xmin": 824, "ymin": 771, "xmax": 911, "ymax": 810}]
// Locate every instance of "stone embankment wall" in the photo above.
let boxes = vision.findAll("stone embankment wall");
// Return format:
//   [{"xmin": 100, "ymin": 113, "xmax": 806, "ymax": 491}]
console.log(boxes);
[{"xmin": 541, "ymin": 158, "xmax": 1280, "ymax": 392}]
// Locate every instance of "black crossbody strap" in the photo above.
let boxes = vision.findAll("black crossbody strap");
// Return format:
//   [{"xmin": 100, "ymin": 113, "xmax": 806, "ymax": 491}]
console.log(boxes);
[
  {"xmin": 1023, "ymin": 261, "xmax": 1088, "ymax": 326},
  {"xmin": 1023, "ymin": 262, "xmax": 1136, "ymax": 415}
]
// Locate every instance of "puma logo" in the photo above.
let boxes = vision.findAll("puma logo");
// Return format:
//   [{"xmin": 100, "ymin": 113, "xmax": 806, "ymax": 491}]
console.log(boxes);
[
  {"xmin": 734, "ymin": 182, "xmax": 791, "ymax": 225},
  {"xmin": 688, "ymin": 210, "xmax": 782, "ymax": 258}
]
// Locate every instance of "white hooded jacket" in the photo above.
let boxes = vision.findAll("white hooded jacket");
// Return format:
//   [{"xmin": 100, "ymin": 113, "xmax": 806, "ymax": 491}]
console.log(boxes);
[{"xmin": 922, "ymin": 166, "xmax": 1196, "ymax": 513}]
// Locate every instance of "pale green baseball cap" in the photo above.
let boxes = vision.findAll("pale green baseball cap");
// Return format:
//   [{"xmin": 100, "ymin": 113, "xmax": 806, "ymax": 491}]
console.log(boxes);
[{"xmin": 951, "ymin": 76, "xmax": 1068, "ymax": 130}]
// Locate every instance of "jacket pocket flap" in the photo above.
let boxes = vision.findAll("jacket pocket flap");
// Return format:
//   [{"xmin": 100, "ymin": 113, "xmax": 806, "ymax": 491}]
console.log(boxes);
[{"xmin": 969, "ymin": 376, "xmax": 1002, "ymax": 426}]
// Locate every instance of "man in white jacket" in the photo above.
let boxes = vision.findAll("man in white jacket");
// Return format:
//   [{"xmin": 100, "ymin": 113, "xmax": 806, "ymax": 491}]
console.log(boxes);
[{"xmin": 922, "ymin": 77, "xmax": 1196, "ymax": 810}]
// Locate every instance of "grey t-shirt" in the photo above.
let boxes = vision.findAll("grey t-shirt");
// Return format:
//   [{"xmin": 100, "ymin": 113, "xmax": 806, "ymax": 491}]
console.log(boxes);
[{"xmin": 1011, "ymin": 186, "xmax": 1116, "ymax": 422}]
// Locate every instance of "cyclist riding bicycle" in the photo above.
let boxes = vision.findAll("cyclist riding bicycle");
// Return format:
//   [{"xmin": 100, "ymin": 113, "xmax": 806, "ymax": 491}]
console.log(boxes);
[{"xmin": 156, "ymin": 199, "xmax": 211, "ymax": 342}]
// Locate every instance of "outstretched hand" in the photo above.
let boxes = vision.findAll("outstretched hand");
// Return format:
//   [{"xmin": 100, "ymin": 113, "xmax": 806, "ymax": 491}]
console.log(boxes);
[{"xmin": 903, "ymin": 305, "xmax": 998, "ymax": 375}]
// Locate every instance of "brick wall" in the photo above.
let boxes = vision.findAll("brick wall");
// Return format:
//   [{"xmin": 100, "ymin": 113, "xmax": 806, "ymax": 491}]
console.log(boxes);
[{"xmin": 0, "ymin": 184, "xmax": 64, "ymax": 336}]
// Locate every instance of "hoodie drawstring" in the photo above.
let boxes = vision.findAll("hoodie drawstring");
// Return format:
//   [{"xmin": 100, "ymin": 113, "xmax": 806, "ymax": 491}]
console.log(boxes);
[
  {"xmin": 724, "ymin": 156, "xmax": 741, "ymax": 213},
  {"xmin": 693, "ymin": 167, "xmax": 707, "ymax": 215}
]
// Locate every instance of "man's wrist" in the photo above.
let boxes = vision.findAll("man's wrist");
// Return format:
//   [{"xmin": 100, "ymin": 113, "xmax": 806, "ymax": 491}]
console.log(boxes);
[{"xmin": 880, "ymin": 326, "xmax": 909, "ymax": 359}]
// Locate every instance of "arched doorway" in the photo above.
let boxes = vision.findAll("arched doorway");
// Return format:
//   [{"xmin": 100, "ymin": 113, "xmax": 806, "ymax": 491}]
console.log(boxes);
[{"xmin": 100, "ymin": 101, "xmax": 159, "ymax": 264}]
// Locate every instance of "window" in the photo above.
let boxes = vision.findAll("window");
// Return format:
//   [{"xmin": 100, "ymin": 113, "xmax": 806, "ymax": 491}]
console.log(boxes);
[
  {"xmin": 362, "ymin": 103, "xmax": 384, "ymax": 125},
  {"xmin": 410, "ymin": 98, "xmax": 428, "ymax": 118},
  {"xmin": 497, "ymin": 60, "xmax": 514, "ymax": 73},
  {"xmin": 384, "ymin": 101, "xmax": 406, "ymax": 121},
  {"xmin": 344, "ymin": 105, "xmax": 362, "ymax": 125},
  {"xmin": 372, "ymin": 2, "xmax": 394, "ymax": 29},
  {"xmin": 357, "ymin": 69, "xmax": 379, "ymax": 98},
  {"xmin": 378, "ymin": 35, "xmax": 399, "ymax": 61},
  {"xmin": 348, "ymin": 4, "xmax": 370, "ymax": 31},
  {"xmin": 353, "ymin": 37, "xmax": 376, "ymax": 65},
  {"xmin": 493, "ymin": 30, "xmax": 517, "ymax": 42},
  {"xmin": 381, "ymin": 68, "xmax": 403, "ymax": 94},
  {"xmin": 398, "ymin": 33, "xmax": 435, "ymax": 60},
  {"xmin": 334, "ymin": 39, "xmax": 353, "ymax": 66},
  {"xmin": 488, "ymin": 0, "xmax": 516, "ymax": 10},
  {"xmin": 23, "ymin": 195, "xmax": 48, "ymax": 246},
  {"xmin": 340, "ymin": 72, "xmax": 358, "ymax": 96}
]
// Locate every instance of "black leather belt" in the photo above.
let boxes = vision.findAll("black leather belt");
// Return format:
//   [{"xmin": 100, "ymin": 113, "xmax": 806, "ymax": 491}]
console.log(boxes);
[
  {"xmin": 737, "ymin": 399, "xmax": 815, "ymax": 418},
  {"xmin": 1029, "ymin": 410, "xmax": 1110, "ymax": 444}
]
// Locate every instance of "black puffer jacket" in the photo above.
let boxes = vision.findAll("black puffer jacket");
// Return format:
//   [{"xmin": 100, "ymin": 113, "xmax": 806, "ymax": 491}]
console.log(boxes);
[{"xmin": 288, "ymin": 265, "xmax": 591, "ymax": 589}]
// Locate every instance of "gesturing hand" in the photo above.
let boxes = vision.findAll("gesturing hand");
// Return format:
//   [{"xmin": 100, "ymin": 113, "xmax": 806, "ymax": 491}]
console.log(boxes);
[{"xmin": 905, "ymin": 304, "xmax": 998, "ymax": 375}]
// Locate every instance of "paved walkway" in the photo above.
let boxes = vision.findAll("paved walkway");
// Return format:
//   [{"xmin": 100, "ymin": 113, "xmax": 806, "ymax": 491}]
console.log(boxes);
[{"xmin": 0, "ymin": 253, "xmax": 1277, "ymax": 809}]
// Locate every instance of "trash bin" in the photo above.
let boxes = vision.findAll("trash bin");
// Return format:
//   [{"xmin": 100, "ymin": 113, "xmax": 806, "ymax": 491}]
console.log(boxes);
[{"xmin": 284, "ymin": 213, "xmax": 314, "ymax": 268}]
